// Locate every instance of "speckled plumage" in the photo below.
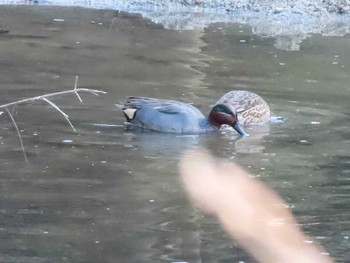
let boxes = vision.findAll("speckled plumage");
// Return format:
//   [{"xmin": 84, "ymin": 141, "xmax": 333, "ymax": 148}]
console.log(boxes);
[{"xmin": 215, "ymin": 90, "xmax": 270, "ymax": 125}]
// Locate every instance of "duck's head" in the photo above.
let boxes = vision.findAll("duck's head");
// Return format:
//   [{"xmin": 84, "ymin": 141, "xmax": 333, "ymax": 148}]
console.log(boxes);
[{"xmin": 208, "ymin": 104, "xmax": 247, "ymax": 136}]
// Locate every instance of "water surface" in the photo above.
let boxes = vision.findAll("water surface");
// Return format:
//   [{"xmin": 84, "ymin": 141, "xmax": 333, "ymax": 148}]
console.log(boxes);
[{"xmin": 0, "ymin": 6, "xmax": 349, "ymax": 263}]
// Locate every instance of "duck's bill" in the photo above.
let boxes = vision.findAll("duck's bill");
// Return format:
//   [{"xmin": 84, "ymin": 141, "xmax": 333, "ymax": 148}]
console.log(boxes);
[{"xmin": 233, "ymin": 122, "xmax": 249, "ymax": 136}]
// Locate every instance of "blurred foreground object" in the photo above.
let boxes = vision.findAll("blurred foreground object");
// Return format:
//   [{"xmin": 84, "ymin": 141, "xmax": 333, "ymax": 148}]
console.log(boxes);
[{"xmin": 179, "ymin": 149, "xmax": 333, "ymax": 263}]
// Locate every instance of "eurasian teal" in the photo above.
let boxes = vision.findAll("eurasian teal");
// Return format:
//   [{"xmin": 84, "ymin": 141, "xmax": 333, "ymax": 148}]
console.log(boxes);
[
  {"xmin": 215, "ymin": 90, "xmax": 270, "ymax": 125},
  {"xmin": 122, "ymin": 91, "xmax": 269, "ymax": 135}
]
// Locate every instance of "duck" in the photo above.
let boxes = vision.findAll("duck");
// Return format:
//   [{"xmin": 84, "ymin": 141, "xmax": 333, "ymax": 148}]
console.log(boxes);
[
  {"xmin": 121, "ymin": 90, "xmax": 270, "ymax": 135},
  {"xmin": 215, "ymin": 90, "xmax": 270, "ymax": 125}
]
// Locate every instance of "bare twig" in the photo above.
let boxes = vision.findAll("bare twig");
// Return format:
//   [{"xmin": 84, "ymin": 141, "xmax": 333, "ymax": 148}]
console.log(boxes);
[
  {"xmin": 75, "ymin": 91, "xmax": 83, "ymax": 102},
  {"xmin": 42, "ymin": 98, "xmax": 76, "ymax": 132},
  {"xmin": 74, "ymin": 76, "xmax": 78, "ymax": 90},
  {"xmin": 0, "ymin": 87, "xmax": 106, "ymax": 109},
  {"xmin": 5, "ymin": 107, "xmax": 29, "ymax": 164},
  {"xmin": 0, "ymin": 77, "xmax": 106, "ymax": 163},
  {"xmin": 74, "ymin": 76, "xmax": 83, "ymax": 102},
  {"xmin": 11, "ymin": 104, "xmax": 16, "ymax": 115}
]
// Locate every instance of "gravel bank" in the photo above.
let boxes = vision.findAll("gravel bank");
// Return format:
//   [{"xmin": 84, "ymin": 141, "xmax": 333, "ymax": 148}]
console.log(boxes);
[{"xmin": 2, "ymin": 0, "xmax": 350, "ymax": 50}]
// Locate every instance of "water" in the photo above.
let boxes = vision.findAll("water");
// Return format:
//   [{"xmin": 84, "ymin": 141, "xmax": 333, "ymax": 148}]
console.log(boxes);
[{"xmin": 0, "ymin": 5, "xmax": 349, "ymax": 263}]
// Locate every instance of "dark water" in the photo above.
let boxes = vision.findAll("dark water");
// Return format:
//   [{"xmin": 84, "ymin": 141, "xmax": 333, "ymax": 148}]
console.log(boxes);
[{"xmin": 0, "ymin": 5, "xmax": 349, "ymax": 263}]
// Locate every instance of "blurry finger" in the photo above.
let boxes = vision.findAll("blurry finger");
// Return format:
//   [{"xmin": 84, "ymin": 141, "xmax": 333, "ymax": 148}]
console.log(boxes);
[{"xmin": 179, "ymin": 148, "xmax": 333, "ymax": 263}]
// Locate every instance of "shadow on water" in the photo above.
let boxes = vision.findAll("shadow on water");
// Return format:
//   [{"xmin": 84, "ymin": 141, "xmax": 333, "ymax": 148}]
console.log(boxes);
[{"xmin": 0, "ymin": 5, "xmax": 349, "ymax": 263}]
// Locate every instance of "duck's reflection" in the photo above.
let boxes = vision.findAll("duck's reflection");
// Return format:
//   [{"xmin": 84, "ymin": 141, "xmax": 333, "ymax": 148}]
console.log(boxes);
[{"xmin": 122, "ymin": 122, "xmax": 271, "ymax": 158}]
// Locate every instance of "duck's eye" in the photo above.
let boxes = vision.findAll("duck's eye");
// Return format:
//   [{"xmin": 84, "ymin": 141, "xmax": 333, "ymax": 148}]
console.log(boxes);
[{"xmin": 213, "ymin": 104, "xmax": 233, "ymax": 114}]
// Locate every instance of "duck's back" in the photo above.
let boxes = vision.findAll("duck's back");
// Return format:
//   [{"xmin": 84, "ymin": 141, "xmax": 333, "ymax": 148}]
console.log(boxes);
[
  {"xmin": 215, "ymin": 90, "xmax": 270, "ymax": 125},
  {"xmin": 122, "ymin": 97, "xmax": 212, "ymax": 133}
]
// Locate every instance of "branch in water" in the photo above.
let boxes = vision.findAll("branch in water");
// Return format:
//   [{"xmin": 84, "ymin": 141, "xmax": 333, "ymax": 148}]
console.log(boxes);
[
  {"xmin": 5, "ymin": 107, "xmax": 29, "ymax": 164},
  {"xmin": 42, "ymin": 97, "xmax": 77, "ymax": 132},
  {"xmin": 0, "ymin": 88, "xmax": 106, "ymax": 109},
  {"xmin": 0, "ymin": 76, "xmax": 107, "ymax": 163}
]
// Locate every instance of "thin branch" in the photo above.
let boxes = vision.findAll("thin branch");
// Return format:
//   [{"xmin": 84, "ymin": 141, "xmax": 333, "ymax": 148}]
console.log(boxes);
[
  {"xmin": 0, "ymin": 77, "xmax": 106, "ymax": 163},
  {"xmin": 88, "ymin": 90, "xmax": 102, "ymax": 96},
  {"xmin": 74, "ymin": 76, "xmax": 79, "ymax": 90},
  {"xmin": 74, "ymin": 76, "xmax": 83, "ymax": 102},
  {"xmin": 11, "ymin": 104, "xmax": 16, "ymax": 115},
  {"xmin": 5, "ymin": 107, "xmax": 28, "ymax": 164},
  {"xmin": 0, "ymin": 88, "xmax": 106, "ymax": 109},
  {"xmin": 75, "ymin": 90, "xmax": 83, "ymax": 102},
  {"xmin": 42, "ymin": 98, "xmax": 76, "ymax": 132}
]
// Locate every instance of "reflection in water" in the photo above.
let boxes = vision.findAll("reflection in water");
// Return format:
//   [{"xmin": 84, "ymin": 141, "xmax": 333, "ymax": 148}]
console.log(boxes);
[
  {"xmin": 0, "ymin": 5, "xmax": 349, "ymax": 263},
  {"xmin": 122, "ymin": 131, "xmax": 202, "ymax": 158},
  {"xmin": 5, "ymin": 0, "xmax": 350, "ymax": 51}
]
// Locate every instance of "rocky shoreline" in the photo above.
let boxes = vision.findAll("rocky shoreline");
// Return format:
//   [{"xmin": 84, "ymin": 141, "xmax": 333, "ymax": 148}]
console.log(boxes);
[{"xmin": 1, "ymin": 0, "xmax": 350, "ymax": 50}]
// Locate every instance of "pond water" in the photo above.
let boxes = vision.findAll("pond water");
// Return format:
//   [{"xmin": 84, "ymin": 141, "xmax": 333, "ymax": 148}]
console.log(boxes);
[{"xmin": 0, "ymin": 5, "xmax": 349, "ymax": 263}]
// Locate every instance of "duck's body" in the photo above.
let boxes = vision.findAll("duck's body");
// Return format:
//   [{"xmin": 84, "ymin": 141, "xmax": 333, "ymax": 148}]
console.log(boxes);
[
  {"xmin": 121, "ymin": 90, "xmax": 269, "ymax": 135},
  {"xmin": 122, "ymin": 97, "xmax": 215, "ymax": 133},
  {"xmin": 215, "ymin": 90, "xmax": 270, "ymax": 125}
]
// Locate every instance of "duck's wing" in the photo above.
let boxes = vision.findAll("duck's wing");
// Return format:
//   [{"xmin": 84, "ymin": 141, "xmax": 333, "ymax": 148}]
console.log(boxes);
[
  {"xmin": 124, "ymin": 97, "xmax": 178, "ymax": 108},
  {"xmin": 123, "ymin": 96, "xmax": 199, "ymax": 117}
]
